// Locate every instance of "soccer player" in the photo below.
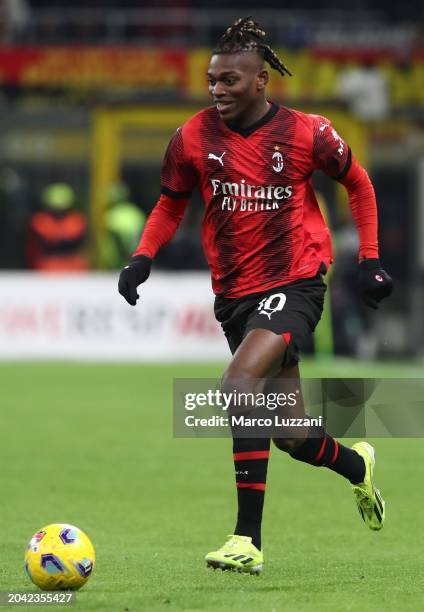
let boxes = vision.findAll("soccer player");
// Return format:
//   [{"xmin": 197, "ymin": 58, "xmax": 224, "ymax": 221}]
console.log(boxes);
[{"xmin": 118, "ymin": 17, "xmax": 392, "ymax": 574}]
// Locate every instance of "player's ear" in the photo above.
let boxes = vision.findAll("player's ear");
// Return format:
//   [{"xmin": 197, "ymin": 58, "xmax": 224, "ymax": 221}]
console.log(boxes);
[{"xmin": 256, "ymin": 69, "xmax": 269, "ymax": 91}]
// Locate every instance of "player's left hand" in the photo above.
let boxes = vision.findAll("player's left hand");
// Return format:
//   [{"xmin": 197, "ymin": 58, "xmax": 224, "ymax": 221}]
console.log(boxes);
[{"xmin": 358, "ymin": 258, "xmax": 393, "ymax": 309}]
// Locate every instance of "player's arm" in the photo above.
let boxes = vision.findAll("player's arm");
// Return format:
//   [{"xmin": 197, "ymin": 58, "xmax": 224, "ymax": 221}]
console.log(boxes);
[
  {"xmin": 118, "ymin": 193, "xmax": 190, "ymax": 305},
  {"xmin": 313, "ymin": 117, "xmax": 393, "ymax": 309},
  {"xmin": 337, "ymin": 155, "xmax": 392, "ymax": 308},
  {"xmin": 118, "ymin": 127, "xmax": 197, "ymax": 306}
]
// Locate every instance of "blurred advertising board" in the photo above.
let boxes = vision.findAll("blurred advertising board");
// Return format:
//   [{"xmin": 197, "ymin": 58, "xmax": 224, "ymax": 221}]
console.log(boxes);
[
  {"xmin": 0, "ymin": 47, "xmax": 188, "ymax": 91},
  {"xmin": 2, "ymin": 46, "xmax": 421, "ymax": 102},
  {"xmin": 0, "ymin": 273, "xmax": 227, "ymax": 361}
]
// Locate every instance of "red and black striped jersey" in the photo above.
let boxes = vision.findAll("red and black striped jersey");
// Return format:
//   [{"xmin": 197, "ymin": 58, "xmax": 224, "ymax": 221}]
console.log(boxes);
[{"xmin": 135, "ymin": 102, "xmax": 378, "ymax": 298}]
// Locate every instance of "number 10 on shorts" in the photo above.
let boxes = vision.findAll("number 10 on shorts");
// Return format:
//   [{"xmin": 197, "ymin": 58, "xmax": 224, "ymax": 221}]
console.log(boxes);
[{"xmin": 258, "ymin": 293, "xmax": 287, "ymax": 320}]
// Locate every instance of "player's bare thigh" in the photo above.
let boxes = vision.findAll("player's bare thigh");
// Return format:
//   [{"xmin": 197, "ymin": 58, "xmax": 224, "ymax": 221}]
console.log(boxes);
[
  {"xmin": 221, "ymin": 328, "xmax": 308, "ymax": 449},
  {"xmin": 222, "ymin": 328, "xmax": 287, "ymax": 383},
  {"xmin": 221, "ymin": 327, "xmax": 293, "ymax": 411}
]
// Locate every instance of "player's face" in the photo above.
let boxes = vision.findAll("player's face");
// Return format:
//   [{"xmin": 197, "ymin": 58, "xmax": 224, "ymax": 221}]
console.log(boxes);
[{"xmin": 207, "ymin": 52, "xmax": 268, "ymax": 125}]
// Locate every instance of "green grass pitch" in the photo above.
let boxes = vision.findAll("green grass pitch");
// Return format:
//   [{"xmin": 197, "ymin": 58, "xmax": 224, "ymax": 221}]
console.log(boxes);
[{"xmin": 0, "ymin": 360, "xmax": 423, "ymax": 611}]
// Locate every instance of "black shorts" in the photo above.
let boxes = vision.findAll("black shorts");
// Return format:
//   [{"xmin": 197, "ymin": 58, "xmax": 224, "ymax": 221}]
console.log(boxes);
[{"xmin": 214, "ymin": 274, "xmax": 326, "ymax": 366}]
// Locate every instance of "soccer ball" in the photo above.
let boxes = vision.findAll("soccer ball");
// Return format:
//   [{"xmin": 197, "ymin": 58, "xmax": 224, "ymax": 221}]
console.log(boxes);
[{"xmin": 25, "ymin": 523, "xmax": 95, "ymax": 590}]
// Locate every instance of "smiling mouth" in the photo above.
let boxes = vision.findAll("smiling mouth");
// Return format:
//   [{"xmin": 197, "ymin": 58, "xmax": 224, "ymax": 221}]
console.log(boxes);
[{"xmin": 216, "ymin": 101, "xmax": 235, "ymax": 113}]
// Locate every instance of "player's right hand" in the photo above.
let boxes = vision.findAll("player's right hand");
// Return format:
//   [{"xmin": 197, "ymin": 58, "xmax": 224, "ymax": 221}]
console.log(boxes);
[{"xmin": 118, "ymin": 255, "xmax": 152, "ymax": 306}]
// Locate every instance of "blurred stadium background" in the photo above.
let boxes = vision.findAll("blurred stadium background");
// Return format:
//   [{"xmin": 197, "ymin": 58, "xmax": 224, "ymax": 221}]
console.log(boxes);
[
  {"xmin": 1, "ymin": 3, "xmax": 424, "ymax": 610},
  {"xmin": 0, "ymin": 0, "xmax": 423, "ymax": 363}
]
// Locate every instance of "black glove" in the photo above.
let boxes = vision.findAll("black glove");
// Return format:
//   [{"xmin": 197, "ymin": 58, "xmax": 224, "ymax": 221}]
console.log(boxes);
[
  {"xmin": 118, "ymin": 255, "xmax": 152, "ymax": 306},
  {"xmin": 358, "ymin": 258, "xmax": 393, "ymax": 309}
]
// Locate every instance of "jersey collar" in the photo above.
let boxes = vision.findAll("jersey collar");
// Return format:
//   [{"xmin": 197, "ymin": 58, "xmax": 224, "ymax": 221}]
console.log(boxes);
[{"xmin": 224, "ymin": 102, "xmax": 279, "ymax": 138}]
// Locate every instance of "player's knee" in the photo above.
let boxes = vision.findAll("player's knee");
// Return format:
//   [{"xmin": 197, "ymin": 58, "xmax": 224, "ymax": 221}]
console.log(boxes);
[
  {"xmin": 272, "ymin": 437, "xmax": 303, "ymax": 453},
  {"xmin": 221, "ymin": 365, "xmax": 258, "ymax": 398}
]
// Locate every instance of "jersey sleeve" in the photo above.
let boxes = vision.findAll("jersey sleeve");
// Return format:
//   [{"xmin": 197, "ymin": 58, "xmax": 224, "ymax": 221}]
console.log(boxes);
[
  {"xmin": 339, "ymin": 154, "xmax": 379, "ymax": 261},
  {"xmin": 133, "ymin": 193, "xmax": 189, "ymax": 259},
  {"xmin": 160, "ymin": 127, "xmax": 198, "ymax": 198},
  {"xmin": 312, "ymin": 115, "xmax": 352, "ymax": 180}
]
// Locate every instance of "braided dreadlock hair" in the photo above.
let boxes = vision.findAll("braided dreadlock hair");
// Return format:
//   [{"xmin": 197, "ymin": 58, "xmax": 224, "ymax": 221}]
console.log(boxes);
[{"xmin": 213, "ymin": 16, "xmax": 292, "ymax": 77}]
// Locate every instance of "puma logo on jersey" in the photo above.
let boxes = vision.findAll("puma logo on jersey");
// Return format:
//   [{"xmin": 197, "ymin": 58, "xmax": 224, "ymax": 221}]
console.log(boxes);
[
  {"xmin": 319, "ymin": 122, "xmax": 329, "ymax": 132},
  {"xmin": 208, "ymin": 152, "xmax": 226, "ymax": 166}
]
